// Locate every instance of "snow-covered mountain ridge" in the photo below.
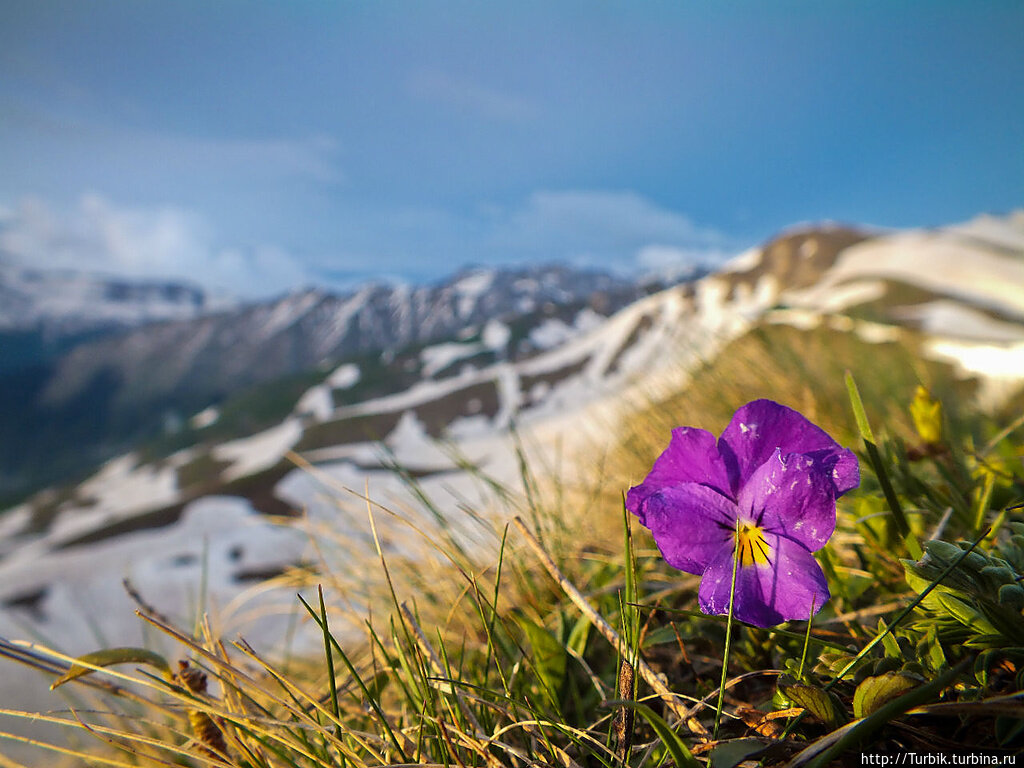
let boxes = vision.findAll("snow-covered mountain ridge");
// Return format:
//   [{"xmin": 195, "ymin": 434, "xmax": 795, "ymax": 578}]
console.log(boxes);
[
  {"xmin": 0, "ymin": 263, "xmax": 659, "ymax": 499},
  {"xmin": 0, "ymin": 211, "xmax": 1022, "ymax": 723}
]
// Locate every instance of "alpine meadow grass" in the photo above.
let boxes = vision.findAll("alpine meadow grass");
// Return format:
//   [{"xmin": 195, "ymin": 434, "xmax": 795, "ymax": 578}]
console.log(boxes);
[{"xmin": 1, "ymin": 322, "xmax": 1022, "ymax": 766}]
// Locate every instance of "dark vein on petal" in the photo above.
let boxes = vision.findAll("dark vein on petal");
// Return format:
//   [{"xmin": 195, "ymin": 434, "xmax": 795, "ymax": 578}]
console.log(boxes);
[{"xmin": 754, "ymin": 537, "xmax": 772, "ymax": 566}]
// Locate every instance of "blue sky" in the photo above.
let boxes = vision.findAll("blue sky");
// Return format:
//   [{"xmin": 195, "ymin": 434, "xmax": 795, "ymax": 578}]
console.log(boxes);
[{"xmin": 0, "ymin": 1, "xmax": 1021, "ymax": 296}]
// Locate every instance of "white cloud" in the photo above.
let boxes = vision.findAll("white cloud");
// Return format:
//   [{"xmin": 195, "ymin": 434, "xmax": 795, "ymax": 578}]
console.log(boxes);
[{"xmin": 0, "ymin": 194, "xmax": 311, "ymax": 297}]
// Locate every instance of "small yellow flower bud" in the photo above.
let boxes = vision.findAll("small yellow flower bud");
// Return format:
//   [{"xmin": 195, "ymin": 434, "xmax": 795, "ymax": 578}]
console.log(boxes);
[{"xmin": 910, "ymin": 385, "xmax": 942, "ymax": 445}]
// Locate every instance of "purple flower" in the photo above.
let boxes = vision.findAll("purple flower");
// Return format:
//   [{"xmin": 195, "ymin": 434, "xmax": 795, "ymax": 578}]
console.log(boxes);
[{"xmin": 626, "ymin": 399, "xmax": 859, "ymax": 628}]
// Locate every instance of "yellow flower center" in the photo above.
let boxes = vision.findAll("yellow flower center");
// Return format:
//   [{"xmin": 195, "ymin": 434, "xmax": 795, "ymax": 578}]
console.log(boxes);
[{"xmin": 735, "ymin": 521, "xmax": 771, "ymax": 567}]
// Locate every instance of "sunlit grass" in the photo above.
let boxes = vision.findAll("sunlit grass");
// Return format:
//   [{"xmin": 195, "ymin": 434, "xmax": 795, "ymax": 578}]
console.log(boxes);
[{"xmin": 1, "ymin": 320, "xmax": 1022, "ymax": 765}]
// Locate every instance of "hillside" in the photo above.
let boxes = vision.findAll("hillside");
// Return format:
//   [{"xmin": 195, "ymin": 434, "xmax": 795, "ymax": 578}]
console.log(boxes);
[{"xmin": 0, "ymin": 211, "xmax": 1022, "ymax": 731}]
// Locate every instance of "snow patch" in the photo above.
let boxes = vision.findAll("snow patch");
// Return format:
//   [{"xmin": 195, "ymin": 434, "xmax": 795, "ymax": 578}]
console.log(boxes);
[
  {"xmin": 787, "ymin": 279, "xmax": 888, "ymax": 313},
  {"xmin": 0, "ymin": 506, "xmax": 31, "ymax": 546},
  {"xmin": 945, "ymin": 210, "xmax": 1024, "ymax": 252},
  {"xmin": 924, "ymin": 339, "xmax": 1024, "ymax": 410},
  {"xmin": 214, "ymin": 418, "xmax": 303, "ymax": 481},
  {"xmin": 852, "ymin": 320, "xmax": 901, "ymax": 343},
  {"xmin": 189, "ymin": 406, "xmax": 220, "ymax": 430},
  {"xmin": 890, "ymin": 301, "xmax": 1024, "ymax": 342},
  {"xmin": 529, "ymin": 318, "xmax": 575, "ymax": 350},
  {"xmin": 384, "ymin": 411, "xmax": 452, "ymax": 466},
  {"xmin": 257, "ymin": 291, "xmax": 322, "ymax": 340},
  {"xmin": 446, "ymin": 414, "xmax": 495, "ymax": 439},
  {"xmin": 327, "ymin": 363, "xmax": 360, "ymax": 389},
  {"xmin": 574, "ymin": 308, "xmax": 605, "ymax": 332},
  {"xmin": 482, "ymin": 319, "xmax": 511, "ymax": 350},
  {"xmin": 823, "ymin": 231, "xmax": 1024, "ymax": 316},
  {"xmin": 766, "ymin": 308, "xmax": 822, "ymax": 330},
  {"xmin": 453, "ymin": 270, "xmax": 495, "ymax": 318},
  {"xmin": 64, "ymin": 455, "xmax": 180, "ymax": 522},
  {"xmin": 295, "ymin": 384, "xmax": 334, "ymax": 421},
  {"xmin": 421, "ymin": 341, "xmax": 485, "ymax": 377},
  {"xmin": 720, "ymin": 246, "xmax": 762, "ymax": 274}
]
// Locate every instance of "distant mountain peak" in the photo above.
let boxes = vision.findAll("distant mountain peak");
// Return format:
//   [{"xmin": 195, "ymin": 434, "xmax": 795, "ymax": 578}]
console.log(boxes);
[{"xmin": 0, "ymin": 262, "xmax": 225, "ymax": 335}]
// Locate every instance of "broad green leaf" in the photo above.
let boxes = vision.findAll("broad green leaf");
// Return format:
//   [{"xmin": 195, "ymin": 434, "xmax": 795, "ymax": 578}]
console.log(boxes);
[
  {"xmin": 641, "ymin": 624, "xmax": 681, "ymax": 647},
  {"xmin": 853, "ymin": 673, "xmax": 919, "ymax": 718},
  {"xmin": 709, "ymin": 737, "xmax": 768, "ymax": 768},
  {"xmin": 924, "ymin": 627, "xmax": 947, "ymax": 671},
  {"xmin": 780, "ymin": 682, "xmax": 846, "ymax": 727},
  {"xmin": 51, "ymin": 647, "xmax": 171, "ymax": 689},
  {"xmin": 791, "ymin": 662, "xmax": 965, "ymax": 768}
]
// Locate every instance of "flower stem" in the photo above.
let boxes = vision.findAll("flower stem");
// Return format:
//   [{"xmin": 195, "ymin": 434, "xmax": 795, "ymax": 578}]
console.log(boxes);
[
  {"xmin": 713, "ymin": 530, "xmax": 741, "ymax": 740},
  {"xmin": 797, "ymin": 596, "xmax": 815, "ymax": 682}
]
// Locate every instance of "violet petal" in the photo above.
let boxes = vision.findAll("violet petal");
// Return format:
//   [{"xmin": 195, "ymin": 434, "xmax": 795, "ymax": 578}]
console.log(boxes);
[
  {"xmin": 719, "ymin": 399, "xmax": 852, "ymax": 494},
  {"xmin": 697, "ymin": 532, "xmax": 830, "ymax": 627},
  {"xmin": 640, "ymin": 484, "xmax": 737, "ymax": 575},
  {"xmin": 625, "ymin": 426, "xmax": 732, "ymax": 521},
  {"xmin": 738, "ymin": 449, "xmax": 837, "ymax": 552}
]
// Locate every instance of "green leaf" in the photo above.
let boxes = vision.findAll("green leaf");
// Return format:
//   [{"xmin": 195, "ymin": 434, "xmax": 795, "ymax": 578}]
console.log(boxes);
[
  {"xmin": 710, "ymin": 737, "xmax": 769, "ymax": 768},
  {"xmin": 878, "ymin": 619, "xmax": 901, "ymax": 658},
  {"xmin": 641, "ymin": 624, "xmax": 680, "ymax": 647},
  {"xmin": 514, "ymin": 614, "xmax": 567, "ymax": 695},
  {"xmin": 926, "ymin": 630, "xmax": 947, "ymax": 670},
  {"xmin": 791, "ymin": 661, "xmax": 966, "ymax": 768},
  {"xmin": 934, "ymin": 593, "xmax": 998, "ymax": 634},
  {"xmin": 845, "ymin": 371, "xmax": 875, "ymax": 443},
  {"xmin": 779, "ymin": 682, "xmax": 846, "ymax": 727},
  {"xmin": 566, "ymin": 613, "xmax": 591, "ymax": 657},
  {"xmin": 51, "ymin": 647, "xmax": 171, "ymax": 689},
  {"xmin": 853, "ymin": 673, "xmax": 919, "ymax": 718},
  {"xmin": 610, "ymin": 700, "xmax": 700, "ymax": 768}
]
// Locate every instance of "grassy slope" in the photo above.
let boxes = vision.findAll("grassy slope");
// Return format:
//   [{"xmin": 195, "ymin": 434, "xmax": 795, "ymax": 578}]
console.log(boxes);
[{"xmin": 2, "ymin": 319, "xmax": 1023, "ymax": 766}]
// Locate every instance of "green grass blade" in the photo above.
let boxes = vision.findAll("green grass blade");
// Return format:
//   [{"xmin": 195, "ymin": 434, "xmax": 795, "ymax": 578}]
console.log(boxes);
[
  {"xmin": 845, "ymin": 371, "xmax": 921, "ymax": 558},
  {"xmin": 622, "ymin": 496, "xmax": 640, "ymax": 648},
  {"xmin": 609, "ymin": 700, "xmax": 701, "ymax": 768},
  {"xmin": 316, "ymin": 585, "xmax": 343, "ymax": 744},
  {"xmin": 797, "ymin": 597, "xmax": 816, "ymax": 682},
  {"xmin": 297, "ymin": 592, "xmax": 410, "ymax": 762},
  {"xmin": 845, "ymin": 370, "xmax": 876, "ymax": 443},
  {"xmin": 972, "ymin": 469, "xmax": 996, "ymax": 537}
]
